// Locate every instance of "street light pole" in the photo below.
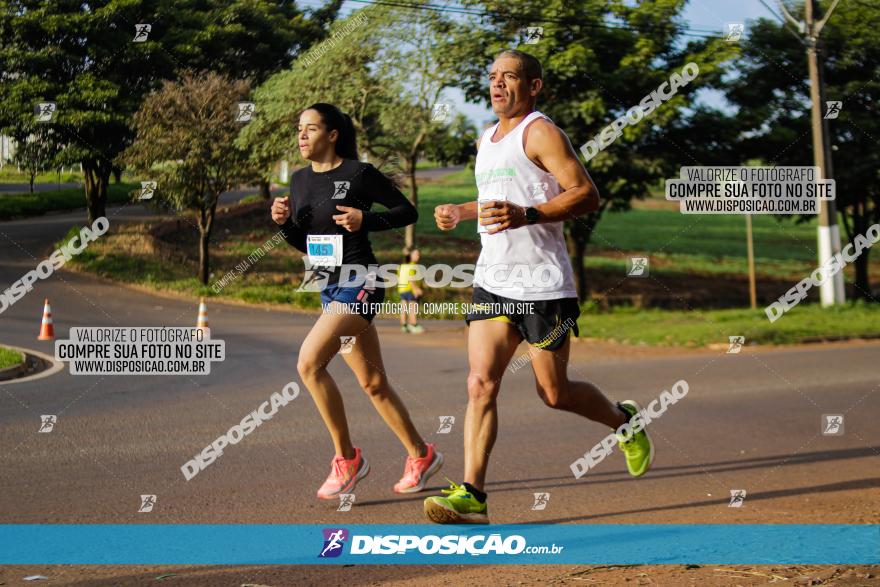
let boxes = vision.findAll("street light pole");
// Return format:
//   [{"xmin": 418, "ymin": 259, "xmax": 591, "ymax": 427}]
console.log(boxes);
[
  {"xmin": 805, "ymin": 0, "xmax": 845, "ymax": 305},
  {"xmin": 777, "ymin": 0, "xmax": 845, "ymax": 306}
]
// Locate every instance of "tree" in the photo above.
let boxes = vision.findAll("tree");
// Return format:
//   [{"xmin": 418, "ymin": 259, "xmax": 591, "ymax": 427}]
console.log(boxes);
[
  {"xmin": 123, "ymin": 72, "xmax": 257, "ymax": 284},
  {"xmin": 241, "ymin": 4, "xmax": 463, "ymax": 249},
  {"xmin": 423, "ymin": 113, "xmax": 479, "ymax": 167},
  {"xmin": 162, "ymin": 0, "xmax": 344, "ymax": 200},
  {"xmin": 239, "ymin": 6, "xmax": 390, "ymax": 202},
  {"xmin": 444, "ymin": 0, "xmax": 736, "ymax": 299},
  {"xmin": 367, "ymin": 7, "xmax": 465, "ymax": 250},
  {"xmin": 10, "ymin": 124, "xmax": 61, "ymax": 193},
  {"xmin": 0, "ymin": 0, "xmax": 340, "ymax": 223},
  {"xmin": 0, "ymin": 1, "xmax": 164, "ymax": 223},
  {"xmin": 723, "ymin": 3, "xmax": 880, "ymax": 300}
]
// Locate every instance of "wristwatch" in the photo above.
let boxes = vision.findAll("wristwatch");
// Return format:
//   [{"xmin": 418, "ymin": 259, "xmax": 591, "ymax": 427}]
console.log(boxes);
[{"xmin": 525, "ymin": 206, "xmax": 540, "ymax": 225}]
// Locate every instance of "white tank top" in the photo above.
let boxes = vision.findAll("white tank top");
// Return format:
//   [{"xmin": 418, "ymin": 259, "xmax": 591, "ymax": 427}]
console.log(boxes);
[{"xmin": 473, "ymin": 110, "xmax": 577, "ymax": 300}]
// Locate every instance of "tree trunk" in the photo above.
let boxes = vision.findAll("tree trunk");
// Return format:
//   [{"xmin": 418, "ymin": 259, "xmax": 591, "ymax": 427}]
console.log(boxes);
[
  {"xmin": 199, "ymin": 229, "xmax": 210, "ymax": 285},
  {"xmin": 97, "ymin": 166, "xmax": 109, "ymax": 213},
  {"xmin": 852, "ymin": 251, "xmax": 873, "ymax": 301},
  {"xmin": 82, "ymin": 159, "xmax": 109, "ymax": 224},
  {"xmin": 568, "ymin": 203, "xmax": 607, "ymax": 302},
  {"xmin": 113, "ymin": 167, "xmax": 122, "ymax": 183},
  {"xmin": 259, "ymin": 178, "xmax": 271, "ymax": 200},
  {"xmin": 570, "ymin": 220, "xmax": 589, "ymax": 302},
  {"xmin": 574, "ymin": 238, "xmax": 587, "ymax": 301},
  {"xmin": 849, "ymin": 203, "xmax": 873, "ymax": 301},
  {"xmin": 404, "ymin": 154, "xmax": 418, "ymax": 251},
  {"xmin": 29, "ymin": 173, "xmax": 35, "ymax": 194},
  {"xmin": 198, "ymin": 198, "xmax": 219, "ymax": 285}
]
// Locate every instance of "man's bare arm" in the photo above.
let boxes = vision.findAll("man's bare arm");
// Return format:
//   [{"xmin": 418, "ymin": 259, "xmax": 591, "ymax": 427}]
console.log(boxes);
[
  {"xmin": 526, "ymin": 119, "xmax": 600, "ymax": 222},
  {"xmin": 457, "ymin": 200, "xmax": 478, "ymax": 220},
  {"xmin": 435, "ymin": 124, "xmax": 498, "ymax": 231}
]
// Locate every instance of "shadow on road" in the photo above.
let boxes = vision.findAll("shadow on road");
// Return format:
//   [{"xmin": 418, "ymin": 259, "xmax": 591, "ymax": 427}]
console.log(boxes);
[
  {"xmin": 355, "ymin": 446, "xmax": 880, "ymax": 508},
  {"xmin": 532, "ymin": 476, "xmax": 880, "ymax": 524}
]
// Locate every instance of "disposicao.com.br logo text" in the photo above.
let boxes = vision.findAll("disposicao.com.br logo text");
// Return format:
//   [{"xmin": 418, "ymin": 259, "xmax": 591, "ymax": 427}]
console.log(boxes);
[{"xmin": 318, "ymin": 529, "xmax": 563, "ymax": 557}]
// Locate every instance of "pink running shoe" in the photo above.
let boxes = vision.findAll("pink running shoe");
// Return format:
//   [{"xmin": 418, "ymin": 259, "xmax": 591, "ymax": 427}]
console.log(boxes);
[
  {"xmin": 393, "ymin": 443, "xmax": 444, "ymax": 494},
  {"xmin": 316, "ymin": 447, "xmax": 370, "ymax": 500}
]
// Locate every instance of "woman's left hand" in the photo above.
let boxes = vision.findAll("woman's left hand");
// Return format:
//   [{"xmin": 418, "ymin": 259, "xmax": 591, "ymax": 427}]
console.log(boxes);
[{"xmin": 332, "ymin": 205, "xmax": 363, "ymax": 232}]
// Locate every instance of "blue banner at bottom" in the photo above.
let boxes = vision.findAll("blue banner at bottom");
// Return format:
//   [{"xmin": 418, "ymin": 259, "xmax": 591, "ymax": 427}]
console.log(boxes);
[{"xmin": 0, "ymin": 524, "xmax": 876, "ymax": 565}]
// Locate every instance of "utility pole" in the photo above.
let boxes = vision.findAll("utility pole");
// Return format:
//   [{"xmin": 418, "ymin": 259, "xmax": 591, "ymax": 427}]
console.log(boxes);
[
  {"xmin": 777, "ymin": 0, "xmax": 845, "ymax": 306},
  {"xmin": 746, "ymin": 214, "xmax": 757, "ymax": 309}
]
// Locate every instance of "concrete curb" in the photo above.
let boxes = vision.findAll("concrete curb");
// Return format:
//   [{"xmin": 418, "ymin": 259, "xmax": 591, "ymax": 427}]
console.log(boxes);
[
  {"xmin": 0, "ymin": 345, "xmax": 63, "ymax": 385},
  {"xmin": 0, "ymin": 349, "xmax": 26, "ymax": 381}
]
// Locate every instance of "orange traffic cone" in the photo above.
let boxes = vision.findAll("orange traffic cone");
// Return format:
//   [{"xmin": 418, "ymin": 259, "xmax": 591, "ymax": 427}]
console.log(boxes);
[
  {"xmin": 196, "ymin": 298, "xmax": 210, "ymax": 338},
  {"xmin": 38, "ymin": 298, "xmax": 55, "ymax": 340}
]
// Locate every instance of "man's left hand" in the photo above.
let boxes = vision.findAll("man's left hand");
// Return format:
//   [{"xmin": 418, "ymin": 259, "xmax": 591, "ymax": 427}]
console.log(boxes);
[{"xmin": 480, "ymin": 200, "xmax": 527, "ymax": 234}]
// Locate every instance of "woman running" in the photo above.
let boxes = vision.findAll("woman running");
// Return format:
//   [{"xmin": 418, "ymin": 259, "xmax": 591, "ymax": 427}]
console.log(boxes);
[{"xmin": 270, "ymin": 103, "xmax": 443, "ymax": 499}]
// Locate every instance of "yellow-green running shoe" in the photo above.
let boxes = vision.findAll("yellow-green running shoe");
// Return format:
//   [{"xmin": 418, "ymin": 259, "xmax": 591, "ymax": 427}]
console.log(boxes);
[
  {"xmin": 617, "ymin": 400, "xmax": 654, "ymax": 477},
  {"xmin": 423, "ymin": 479, "xmax": 489, "ymax": 524}
]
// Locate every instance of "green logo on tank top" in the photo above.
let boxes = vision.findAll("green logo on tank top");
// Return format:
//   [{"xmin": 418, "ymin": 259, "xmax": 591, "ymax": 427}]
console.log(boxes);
[{"xmin": 475, "ymin": 167, "xmax": 517, "ymax": 184}]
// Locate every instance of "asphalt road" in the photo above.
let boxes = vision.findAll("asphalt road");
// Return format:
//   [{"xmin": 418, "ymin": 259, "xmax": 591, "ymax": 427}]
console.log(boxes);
[{"xmin": 0, "ymin": 183, "xmax": 878, "ymax": 585}]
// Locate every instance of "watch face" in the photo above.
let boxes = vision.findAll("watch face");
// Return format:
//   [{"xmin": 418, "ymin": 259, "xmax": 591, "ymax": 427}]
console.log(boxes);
[{"xmin": 526, "ymin": 207, "xmax": 539, "ymax": 224}]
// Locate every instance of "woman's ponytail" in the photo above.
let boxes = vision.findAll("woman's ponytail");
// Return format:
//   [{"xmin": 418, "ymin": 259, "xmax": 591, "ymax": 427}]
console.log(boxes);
[{"xmin": 337, "ymin": 112, "xmax": 359, "ymax": 160}]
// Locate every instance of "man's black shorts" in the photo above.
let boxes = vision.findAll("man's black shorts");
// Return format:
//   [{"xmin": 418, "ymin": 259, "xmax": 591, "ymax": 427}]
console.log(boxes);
[{"xmin": 465, "ymin": 287, "xmax": 580, "ymax": 351}]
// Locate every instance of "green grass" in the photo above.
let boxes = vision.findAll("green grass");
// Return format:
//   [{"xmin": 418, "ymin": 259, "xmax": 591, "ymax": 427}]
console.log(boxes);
[
  {"xmin": 581, "ymin": 251, "xmax": 811, "ymax": 280},
  {"xmin": 0, "ymin": 183, "xmax": 138, "ymax": 220},
  {"xmin": 414, "ymin": 167, "xmax": 479, "ymax": 238},
  {"xmin": 578, "ymin": 301, "xmax": 880, "ymax": 346},
  {"xmin": 592, "ymin": 207, "xmax": 819, "ymax": 261},
  {"xmin": 0, "ymin": 346, "xmax": 24, "ymax": 369},
  {"xmin": 0, "ymin": 168, "xmax": 83, "ymax": 184},
  {"xmin": 58, "ymin": 222, "xmax": 327, "ymax": 312},
  {"xmin": 74, "ymin": 251, "xmax": 326, "ymax": 311}
]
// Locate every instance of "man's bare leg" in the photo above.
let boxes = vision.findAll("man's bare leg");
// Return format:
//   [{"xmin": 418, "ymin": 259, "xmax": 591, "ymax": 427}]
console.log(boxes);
[
  {"xmin": 463, "ymin": 319, "xmax": 523, "ymax": 491},
  {"xmin": 529, "ymin": 335, "xmax": 627, "ymax": 429},
  {"xmin": 531, "ymin": 334, "xmax": 654, "ymax": 478}
]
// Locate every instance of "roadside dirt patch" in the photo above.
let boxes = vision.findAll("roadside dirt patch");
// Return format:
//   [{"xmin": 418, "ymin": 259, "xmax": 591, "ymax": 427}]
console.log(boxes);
[{"xmin": 2, "ymin": 564, "xmax": 877, "ymax": 586}]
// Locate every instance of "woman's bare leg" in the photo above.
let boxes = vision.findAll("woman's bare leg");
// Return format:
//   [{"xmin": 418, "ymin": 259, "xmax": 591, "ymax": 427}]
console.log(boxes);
[{"xmin": 340, "ymin": 319, "xmax": 426, "ymax": 458}]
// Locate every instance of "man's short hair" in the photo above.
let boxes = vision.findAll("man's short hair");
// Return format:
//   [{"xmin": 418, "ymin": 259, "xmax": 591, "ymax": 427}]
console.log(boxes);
[{"xmin": 495, "ymin": 49, "xmax": 543, "ymax": 82}]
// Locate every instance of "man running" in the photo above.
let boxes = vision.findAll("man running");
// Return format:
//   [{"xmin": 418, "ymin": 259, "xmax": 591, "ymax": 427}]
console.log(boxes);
[{"xmin": 423, "ymin": 50, "xmax": 653, "ymax": 524}]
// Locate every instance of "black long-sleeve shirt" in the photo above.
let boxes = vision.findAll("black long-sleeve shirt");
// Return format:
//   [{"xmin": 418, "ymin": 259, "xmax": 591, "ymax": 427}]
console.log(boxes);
[{"xmin": 279, "ymin": 159, "xmax": 417, "ymax": 284}]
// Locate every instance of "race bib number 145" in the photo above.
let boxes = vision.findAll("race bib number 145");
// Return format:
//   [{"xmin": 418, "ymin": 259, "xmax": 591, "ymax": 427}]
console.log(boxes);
[{"xmin": 307, "ymin": 234, "xmax": 343, "ymax": 267}]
